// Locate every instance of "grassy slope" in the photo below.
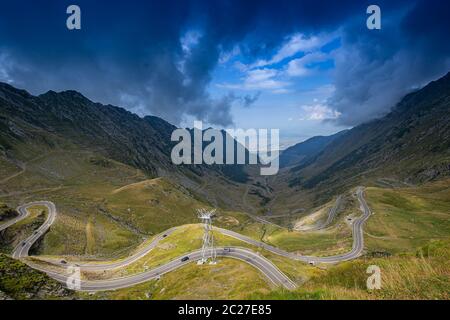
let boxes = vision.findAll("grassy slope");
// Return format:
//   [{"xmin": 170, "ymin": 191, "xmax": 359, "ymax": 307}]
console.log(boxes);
[
  {"xmin": 85, "ymin": 259, "xmax": 272, "ymax": 300},
  {"xmin": 84, "ymin": 224, "xmax": 317, "ymax": 299},
  {"xmin": 1, "ymin": 149, "xmax": 146, "ymax": 258},
  {"xmin": 1, "ymin": 136, "xmax": 448, "ymax": 299},
  {"xmin": 80, "ymin": 224, "xmax": 316, "ymax": 283},
  {"xmin": 249, "ymin": 180, "xmax": 450, "ymax": 300},
  {"xmin": 0, "ymin": 202, "xmax": 17, "ymax": 222},
  {"xmin": 365, "ymin": 179, "xmax": 450, "ymax": 253},
  {"xmin": 0, "ymin": 254, "xmax": 74, "ymax": 299},
  {"xmin": 224, "ymin": 194, "xmax": 356, "ymax": 256},
  {"xmin": 250, "ymin": 240, "xmax": 450, "ymax": 300},
  {"xmin": 0, "ymin": 205, "xmax": 47, "ymax": 253},
  {"xmin": 105, "ymin": 178, "xmax": 208, "ymax": 234},
  {"xmin": 1, "ymin": 144, "xmax": 357, "ymax": 259},
  {"xmin": 0, "ymin": 145, "xmax": 211, "ymax": 259},
  {"xmin": 90, "ymin": 180, "xmax": 450, "ymax": 300}
]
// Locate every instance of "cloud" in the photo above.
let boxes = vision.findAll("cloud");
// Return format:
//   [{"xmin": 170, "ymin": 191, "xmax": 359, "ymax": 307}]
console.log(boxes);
[
  {"xmin": 0, "ymin": 52, "xmax": 13, "ymax": 83},
  {"xmin": 0, "ymin": 2, "xmax": 249, "ymax": 127},
  {"xmin": 329, "ymin": 0, "xmax": 450, "ymax": 126},
  {"xmin": 1, "ymin": 0, "xmax": 448, "ymax": 129},
  {"xmin": 299, "ymin": 103, "xmax": 341, "ymax": 120},
  {"xmin": 218, "ymin": 68, "xmax": 291, "ymax": 92},
  {"xmin": 200, "ymin": 93, "xmax": 236, "ymax": 127},
  {"xmin": 0, "ymin": 1, "xmax": 360, "ymax": 127},
  {"xmin": 301, "ymin": 84, "xmax": 336, "ymax": 96},
  {"xmin": 180, "ymin": 30, "xmax": 202, "ymax": 54},
  {"xmin": 272, "ymin": 88, "xmax": 291, "ymax": 94},
  {"xmin": 251, "ymin": 33, "xmax": 326, "ymax": 68},
  {"xmin": 221, "ymin": 33, "xmax": 335, "ymax": 94},
  {"xmin": 286, "ymin": 52, "xmax": 329, "ymax": 77},
  {"xmin": 249, "ymin": 69, "xmax": 277, "ymax": 82},
  {"xmin": 218, "ymin": 49, "xmax": 330, "ymax": 93},
  {"xmin": 242, "ymin": 92, "xmax": 261, "ymax": 108},
  {"xmin": 244, "ymin": 69, "xmax": 289, "ymax": 90},
  {"xmin": 219, "ymin": 46, "xmax": 241, "ymax": 64}
]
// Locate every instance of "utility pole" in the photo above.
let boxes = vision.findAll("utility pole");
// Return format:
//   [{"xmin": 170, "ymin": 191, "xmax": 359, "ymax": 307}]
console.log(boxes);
[{"xmin": 197, "ymin": 208, "xmax": 217, "ymax": 265}]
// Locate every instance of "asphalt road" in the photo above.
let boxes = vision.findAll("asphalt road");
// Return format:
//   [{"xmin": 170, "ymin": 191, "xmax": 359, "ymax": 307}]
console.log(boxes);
[
  {"xmin": 28, "ymin": 247, "xmax": 296, "ymax": 291},
  {"xmin": 11, "ymin": 201, "xmax": 57, "ymax": 259},
  {"xmin": 312, "ymin": 195, "xmax": 343, "ymax": 231},
  {"xmin": 217, "ymin": 187, "xmax": 371, "ymax": 263},
  {"xmin": 6, "ymin": 202, "xmax": 296, "ymax": 291},
  {"xmin": 0, "ymin": 203, "xmax": 32, "ymax": 232},
  {"xmin": 4, "ymin": 187, "xmax": 372, "ymax": 291},
  {"xmin": 291, "ymin": 195, "xmax": 343, "ymax": 232},
  {"xmin": 40, "ymin": 227, "xmax": 179, "ymax": 271}
]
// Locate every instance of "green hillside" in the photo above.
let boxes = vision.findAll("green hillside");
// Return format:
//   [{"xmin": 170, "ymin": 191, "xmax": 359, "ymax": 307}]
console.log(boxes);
[
  {"xmin": 268, "ymin": 72, "xmax": 450, "ymax": 216},
  {"xmin": 0, "ymin": 254, "xmax": 74, "ymax": 300}
]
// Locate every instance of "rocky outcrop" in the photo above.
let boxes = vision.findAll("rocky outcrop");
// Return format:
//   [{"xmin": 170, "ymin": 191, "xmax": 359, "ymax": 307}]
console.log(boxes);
[
  {"xmin": 0, "ymin": 203, "xmax": 17, "ymax": 222},
  {"xmin": 0, "ymin": 254, "xmax": 75, "ymax": 300}
]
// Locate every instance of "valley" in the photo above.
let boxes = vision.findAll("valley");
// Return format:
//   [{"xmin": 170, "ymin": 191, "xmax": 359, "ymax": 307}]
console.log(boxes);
[{"xmin": 0, "ymin": 72, "xmax": 449, "ymax": 300}]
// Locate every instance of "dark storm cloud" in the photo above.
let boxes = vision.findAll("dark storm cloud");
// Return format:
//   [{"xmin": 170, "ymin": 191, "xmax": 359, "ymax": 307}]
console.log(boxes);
[
  {"xmin": 0, "ymin": 0, "xmax": 448, "ymax": 127},
  {"xmin": 242, "ymin": 92, "xmax": 261, "ymax": 108},
  {"xmin": 0, "ymin": 0, "xmax": 367, "ymax": 126},
  {"xmin": 329, "ymin": 0, "xmax": 450, "ymax": 126}
]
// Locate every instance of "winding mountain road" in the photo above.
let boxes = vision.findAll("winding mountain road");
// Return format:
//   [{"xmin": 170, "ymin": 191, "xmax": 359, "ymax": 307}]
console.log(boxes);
[
  {"xmin": 27, "ymin": 247, "xmax": 297, "ymax": 291},
  {"xmin": 12, "ymin": 201, "xmax": 57, "ymax": 259},
  {"xmin": 218, "ymin": 188, "xmax": 371, "ymax": 263},
  {"xmin": 1, "ymin": 187, "xmax": 372, "ymax": 291},
  {"xmin": 309, "ymin": 195, "xmax": 343, "ymax": 231},
  {"xmin": 3, "ymin": 203, "xmax": 296, "ymax": 290},
  {"xmin": 0, "ymin": 202, "xmax": 38, "ymax": 232}
]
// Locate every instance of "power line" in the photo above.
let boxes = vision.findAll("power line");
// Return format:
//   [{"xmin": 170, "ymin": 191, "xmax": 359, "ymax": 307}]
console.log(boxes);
[{"xmin": 197, "ymin": 208, "xmax": 217, "ymax": 265}]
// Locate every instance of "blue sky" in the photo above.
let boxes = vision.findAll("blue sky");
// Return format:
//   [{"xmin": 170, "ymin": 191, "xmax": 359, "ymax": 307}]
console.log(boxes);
[
  {"xmin": 208, "ymin": 33, "xmax": 345, "ymax": 148},
  {"xmin": 0, "ymin": 0, "xmax": 449, "ymax": 148}
]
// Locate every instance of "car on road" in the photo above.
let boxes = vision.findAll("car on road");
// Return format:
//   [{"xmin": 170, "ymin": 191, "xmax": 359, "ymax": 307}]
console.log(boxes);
[
  {"xmin": 60, "ymin": 260, "xmax": 67, "ymax": 264},
  {"xmin": 162, "ymin": 234, "xmax": 167, "ymax": 238},
  {"xmin": 22, "ymin": 242, "xmax": 26, "ymax": 246},
  {"xmin": 224, "ymin": 247, "xmax": 232, "ymax": 252},
  {"xmin": 181, "ymin": 256, "xmax": 189, "ymax": 262}
]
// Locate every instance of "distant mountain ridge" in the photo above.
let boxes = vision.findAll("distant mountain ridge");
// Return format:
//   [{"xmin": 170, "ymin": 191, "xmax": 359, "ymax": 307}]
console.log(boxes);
[
  {"xmin": 0, "ymin": 84, "xmax": 175, "ymax": 176},
  {"xmin": 280, "ymin": 130, "xmax": 348, "ymax": 168},
  {"xmin": 0, "ymin": 82, "xmax": 257, "ymax": 214},
  {"xmin": 1, "ymin": 71, "xmax": 449, "ymax": 215},
  {"xmin": 279, "ymin": 71, "xmax": 450, "ymax": 199}
]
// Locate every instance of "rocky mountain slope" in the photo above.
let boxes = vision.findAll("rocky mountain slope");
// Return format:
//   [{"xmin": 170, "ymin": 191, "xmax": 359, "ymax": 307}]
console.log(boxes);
[
  {"xmin": 1, "ymin": 71, "xmax": 448, "ymax": 218},
  {"xmin": 0, "ymin": 83, "xmax": 252, "ymax": 209},
  {"xmin": 0, "ymin": 254, "xmax": 74, "ymax": 299},
  {"xmin": 0, "ymin": 203, "xmax": 17, "ymax": 221},
  {"xmin": 280, "ymin": 130, "xmax": 347, "ymax": 168},
  {"xmin": 270, "ymin": 71, "xmax": 450, "ymax": 213}
]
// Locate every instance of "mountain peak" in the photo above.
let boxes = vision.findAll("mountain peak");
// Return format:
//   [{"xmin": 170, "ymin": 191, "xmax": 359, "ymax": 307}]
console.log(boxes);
[
  {"xmin": 0, "ymin": 81, "xmax": 33, "ymax": 99},
  {"xmin": 393, "ymin": 70, "xmax": 450, "ymax": 114},
  {"xmin": 38, "ymin": 89, "xmax": 93, "ymax": 107}
]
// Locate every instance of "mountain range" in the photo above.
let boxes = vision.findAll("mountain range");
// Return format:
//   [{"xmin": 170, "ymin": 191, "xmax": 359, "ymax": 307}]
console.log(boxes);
[
  {"xmin": 269, "ymin": 71, "xmax": 450, "ymax": 215},
  {"xmin": 0, "ymin": 83, "xmax": 254, "ymax": 210},
  {"xmin": 0, "ymin": 71, "xmax": 449, "ymax": 218}
]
